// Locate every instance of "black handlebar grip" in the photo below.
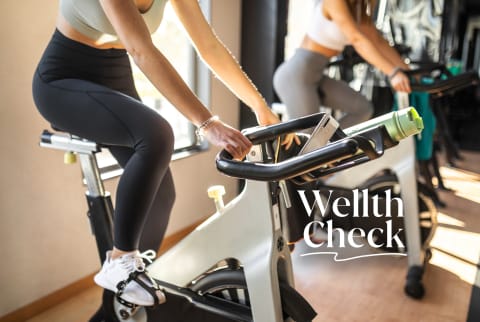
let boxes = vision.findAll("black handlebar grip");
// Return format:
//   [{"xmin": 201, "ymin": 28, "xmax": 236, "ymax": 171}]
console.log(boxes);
[{"xmin": 216, "ymin": 138, "xmax": 359, "ymax": 181}]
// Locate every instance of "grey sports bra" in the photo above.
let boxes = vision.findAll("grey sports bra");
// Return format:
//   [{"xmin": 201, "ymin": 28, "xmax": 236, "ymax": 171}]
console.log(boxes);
[{"xmin": 60, "ymin": 0, "xmax": 167, "ymax": 41}]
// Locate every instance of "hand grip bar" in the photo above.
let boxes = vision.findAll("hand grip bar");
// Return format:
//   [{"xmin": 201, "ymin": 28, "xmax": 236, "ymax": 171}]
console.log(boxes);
[
  {"xmin": 217, "ymin": 137, "xmax": 361, "ymax": 182},
  {"xmin": 409, "ymin": 71, "xmax": 479, "ymax": 95},
  {"xmin": 216, "ymin": 109, "xmax": 423, "ymax": 182},
  {"xmin": 403, "ymin": 63, "xmax": 449, "ymax": 77},
  {"xmin": 240, "ymin": 113, "xmax": 327, "ymax": 144}
]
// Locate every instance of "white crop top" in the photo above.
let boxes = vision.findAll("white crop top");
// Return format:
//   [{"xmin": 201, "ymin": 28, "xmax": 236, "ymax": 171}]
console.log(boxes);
[
  {"xmin": 60, "ymin": 0, "xmax": 167, "ymax": 41},
  {"xmin": 306, "ymin": 0, "xmax": 350, "ymax": 51}
]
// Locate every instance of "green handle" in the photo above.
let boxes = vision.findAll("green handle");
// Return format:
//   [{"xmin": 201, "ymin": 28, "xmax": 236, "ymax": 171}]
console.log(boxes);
[{"xmin": 343, "ymin": 107, "xmax": 424, "ymax": 142}]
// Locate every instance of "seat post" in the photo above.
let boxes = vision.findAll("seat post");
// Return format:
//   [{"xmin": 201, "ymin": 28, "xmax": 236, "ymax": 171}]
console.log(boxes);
[
  {"xmin": 40, "ymin": 130, "xmax": 114, "ymax": 263},
  {"xmin": 78, "ymin": 152, "xmax": 114, "ymax": 263},
  {"xmin": 78, "ymin": 153, "xmax": 106, "ymax": 197}
]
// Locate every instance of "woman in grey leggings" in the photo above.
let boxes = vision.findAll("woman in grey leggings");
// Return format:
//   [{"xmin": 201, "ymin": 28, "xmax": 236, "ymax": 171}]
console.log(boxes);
[{"xmin": 274, "ymin": 0, "xmax": 411, "ymax": 128}]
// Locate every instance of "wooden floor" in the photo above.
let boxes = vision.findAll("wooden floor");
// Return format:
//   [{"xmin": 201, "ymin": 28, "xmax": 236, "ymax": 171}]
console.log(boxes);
[{"xmin": 26, "ymin": 151, "xmax": 480, "ymax": 322}]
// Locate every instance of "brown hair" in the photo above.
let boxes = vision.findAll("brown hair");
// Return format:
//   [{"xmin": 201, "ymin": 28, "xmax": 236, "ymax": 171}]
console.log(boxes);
[{"xmin": 346, "ymin": 0, "xmax": 376, "ymax": 23}]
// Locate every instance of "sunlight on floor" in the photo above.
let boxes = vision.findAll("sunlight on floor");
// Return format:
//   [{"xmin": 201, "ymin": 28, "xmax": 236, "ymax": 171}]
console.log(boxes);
[
  {"xmin": 436, "ymin": 212, "xmax": 466, "ymax": 228},
  {"xmin": 430, "ymin": 226, "xmax": 480, "ymax": 284},
  {"xmin": 428, "ymin": 165, "xmax": 480, "ymax": 285},
  {"xmin": 440, "ymin": 166, "xmax": 480, "ymax": 204},
  {"xmin": 430, "ymin": 250, "xmax": 478, "ymax": 284}
]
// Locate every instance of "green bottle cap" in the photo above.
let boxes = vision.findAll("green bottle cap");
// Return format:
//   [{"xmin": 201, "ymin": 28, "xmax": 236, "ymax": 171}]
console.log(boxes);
[{"xmin": 389, "ymin": 107, "xmax": 424, "ymax": 141}]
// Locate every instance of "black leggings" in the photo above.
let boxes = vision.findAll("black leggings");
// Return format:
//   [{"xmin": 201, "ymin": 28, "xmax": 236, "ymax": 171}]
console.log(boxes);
[{"xmin": 32, "ymin": 30, "xmax": 176, "ymax": 252}]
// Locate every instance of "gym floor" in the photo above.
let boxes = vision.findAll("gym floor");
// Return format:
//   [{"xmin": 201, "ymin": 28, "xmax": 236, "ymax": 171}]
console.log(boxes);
[{"xmin": 26, "ymin": 151, "xmax": 480, "ymax": 322}]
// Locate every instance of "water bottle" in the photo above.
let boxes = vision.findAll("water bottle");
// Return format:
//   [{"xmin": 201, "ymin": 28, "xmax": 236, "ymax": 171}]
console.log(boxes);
[{"xmin": 343, "ymin": 107, "xmax": 424, "ymax": 142}]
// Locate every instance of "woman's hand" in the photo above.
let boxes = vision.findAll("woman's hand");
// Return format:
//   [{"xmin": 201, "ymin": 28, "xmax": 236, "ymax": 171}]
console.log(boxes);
[
  {"xmin": 389, "ymin": 71, "xmax": 411, "ymax": 93},
  {"xmin": 202, "ymin": 120, "xmax": 252, "ymax": 160},
  {"xmin": 256, "ymin": 108, "xmax": 301, "ymax": 150}
]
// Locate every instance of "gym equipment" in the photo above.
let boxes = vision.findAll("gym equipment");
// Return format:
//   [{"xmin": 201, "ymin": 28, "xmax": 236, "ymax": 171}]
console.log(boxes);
[
  {"xmin": 404, "ymin": 65, "xmax": 479, "ymax": 196},
  {"xmin": 39, "ymin": 110, "xmax": 422, "ymax": 321},
  {"xmin": 275, "ymin": 104, "xmax": 436, "ymax": 299}
]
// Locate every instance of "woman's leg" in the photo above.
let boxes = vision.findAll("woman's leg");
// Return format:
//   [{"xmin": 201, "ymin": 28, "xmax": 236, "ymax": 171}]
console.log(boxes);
[
  {"xmin": 109, "ymin": 146, "xmax": 176, "ymax": 253},
  {"xmin": 320, "ymin": 76, "xmax": 373, "ymax": 128},
  {"xmin": 33, "ymin": 74, "xmax": 174, "ymax": 305},
  {"xmin": 33, "ymin": 75, "xmax": 174, "ymax": 252},
  {"xmin": 273, "ymin": 49, "xmax": 327, "ymax": 121},
  {"xmin": 274, "ymin": 48, "xmax": 373, "ymax": 128}
]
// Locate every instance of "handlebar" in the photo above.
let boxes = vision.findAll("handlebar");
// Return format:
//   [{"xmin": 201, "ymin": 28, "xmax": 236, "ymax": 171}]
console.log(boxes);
[
  {"xmin": 216, "ymin": 109, "xmax": 423, "ymax": 182},
  {"xmin": 403, "ymin": 63, "xmax": 449, "ymax": 78},
  {"xmin": 408, "ymin": 70, "xmax": 479, "ymax": 95},
  {"xmin": 217, "ymin": 136, "xmax": 360, "ymax": 182},
  {"xmin": 396, "ymin": 62, "xmax": 479, "ymax": 95},
  {"xmin": 240, "ymin": 113, "xmax": 326, "ymax": 145}
]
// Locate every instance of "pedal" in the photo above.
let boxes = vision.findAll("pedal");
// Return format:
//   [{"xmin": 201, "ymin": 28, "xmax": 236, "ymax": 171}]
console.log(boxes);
[
  {"xmin": 114, "ymin": 295, "xmax": 146, "ymax": 321},
  {"xmin": 116, "ymin": 271, "xmax": 167, "ymax": 309},
  {"xmin": 116, "ymin": 293, "xmax": 139, "ymax": 310},
  {"xmin": 115, "ymin": 288, "xmax": 166, "ymax": 309},
  {"xmin": 155, "ymin": 289, "xmax": 167, "ymax": 305}
]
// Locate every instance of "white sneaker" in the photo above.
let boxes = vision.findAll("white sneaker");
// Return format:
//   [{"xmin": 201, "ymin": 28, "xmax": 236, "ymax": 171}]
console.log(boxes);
[{"xmin": 94, "ymin": 250, "xmax": 165, "ymax": 306}]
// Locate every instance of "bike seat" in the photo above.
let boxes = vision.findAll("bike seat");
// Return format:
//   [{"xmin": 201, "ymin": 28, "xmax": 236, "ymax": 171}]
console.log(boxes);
[
  {"xmin": 46, "ymin": 124, "xmax": 100, "ymax": 145},
  {"xmin": 40, "ymin": 128, "xmax": 100, "ymax": 155}
]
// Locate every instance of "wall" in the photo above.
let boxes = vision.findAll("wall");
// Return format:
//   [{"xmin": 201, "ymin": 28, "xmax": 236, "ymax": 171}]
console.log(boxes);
[{"xmin": 0, "ymin": 0, "xmax": 241, "ymax": 316}]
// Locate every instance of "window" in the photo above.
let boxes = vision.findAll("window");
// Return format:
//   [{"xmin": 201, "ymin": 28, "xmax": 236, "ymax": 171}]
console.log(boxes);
[{"xmin": 97, "ymin": 0, "xmax": 211, "ymax": 178}]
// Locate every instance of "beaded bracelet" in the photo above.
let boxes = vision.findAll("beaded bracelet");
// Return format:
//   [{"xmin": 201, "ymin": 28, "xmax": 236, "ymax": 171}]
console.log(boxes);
[{"xmin": 196, "ymin": 115, "xmax": 219, "ymax": 137}]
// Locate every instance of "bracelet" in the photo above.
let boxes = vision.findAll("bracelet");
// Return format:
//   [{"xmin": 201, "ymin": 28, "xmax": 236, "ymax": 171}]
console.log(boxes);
[
  {"xmin": 196, "ymin": 115, "xmax": 219, "ymax": 136},
  {"xmin": 388, "ymin": 67, "xmax": 402, "ymax": 80}
]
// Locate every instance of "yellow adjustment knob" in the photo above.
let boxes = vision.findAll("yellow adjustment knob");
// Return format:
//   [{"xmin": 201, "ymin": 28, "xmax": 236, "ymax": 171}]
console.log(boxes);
[
  {"xmin": 64, "ymin": 151, "xmax": 77, "ymax": 164},
  {"xmin": 208, "ymin": 185, "xmax": 226, "ymax": 212},
  {"xmin": 208, "ymin": 185, "xmax": 226, "ymax": 199}
]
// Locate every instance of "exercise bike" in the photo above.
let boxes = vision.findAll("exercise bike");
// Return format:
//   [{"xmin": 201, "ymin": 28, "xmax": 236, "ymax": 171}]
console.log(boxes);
[
  {"xmin": 273, "ymin": 94, "xmax": 437, "ymax": 299},
  {"xmin": 39, "ymin": 110, "xmax": 422, "ymax": 321},
  {"xmin": 404, "ymin": 65, "xmax": 480, "ymax": 202}
]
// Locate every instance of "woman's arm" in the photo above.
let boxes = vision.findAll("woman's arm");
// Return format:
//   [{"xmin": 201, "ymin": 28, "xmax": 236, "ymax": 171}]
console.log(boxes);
[
  {"xmin": 359, "ymin": 22, "xmax": 411, "ymax": 92},
  {"xmin": 169, "ymin": 0, "xmax": 280, "ymax": 126},
  {"xmin": 99, "ymin": 0, "xmax": 252, "ymax": 158},
  {"xmin": 359, "ymin": 22, "xmax": 409, "ymax": 70},
  {"xmin": 324, "ymin": 0, "xmax": 410, "ymax": 92}
]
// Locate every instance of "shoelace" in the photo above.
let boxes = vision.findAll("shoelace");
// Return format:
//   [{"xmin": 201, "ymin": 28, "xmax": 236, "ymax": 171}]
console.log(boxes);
[
  {"xmin": 137, "ymin": 249, "xmax": 156, "ymax": 269},
  {"xmin": 120, "ymin": 249, "xmax": 157, "ymax": 273}
]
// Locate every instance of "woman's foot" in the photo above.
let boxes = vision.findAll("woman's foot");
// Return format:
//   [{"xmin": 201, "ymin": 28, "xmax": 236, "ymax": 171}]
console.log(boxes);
[{"xmin": 94, "ymin": 250, "xmax": 165, "ymax": 306}]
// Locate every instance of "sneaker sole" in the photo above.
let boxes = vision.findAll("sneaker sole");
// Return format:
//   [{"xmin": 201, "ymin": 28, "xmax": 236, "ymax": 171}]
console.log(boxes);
[{"xmin": 93, "ymin": 273, "xmax": 117, "ymax": 293}]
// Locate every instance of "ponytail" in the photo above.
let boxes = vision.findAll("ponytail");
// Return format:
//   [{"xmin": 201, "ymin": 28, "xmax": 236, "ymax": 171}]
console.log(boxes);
[{"xmin": 346, "ymin": 0, "xmax": 375, "ymax": 23}]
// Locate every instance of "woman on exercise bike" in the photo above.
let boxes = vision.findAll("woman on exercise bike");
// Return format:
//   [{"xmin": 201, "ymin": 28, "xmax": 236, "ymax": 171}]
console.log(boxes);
[
  {"xmin": 273, "ymin": 0, "xmax": 412, "ymax": 128},
  {"xmin": 32, "ymin": 0, "xmax": 295, "ymax": 307}
]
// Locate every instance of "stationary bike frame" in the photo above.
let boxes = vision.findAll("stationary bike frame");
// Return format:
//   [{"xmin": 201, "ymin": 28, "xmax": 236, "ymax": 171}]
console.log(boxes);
[
  {"xmin": 150, "ymin": 112, "xmax": 413, "ymax": 320},
  {"xmin": 273, "ymin": 94, "xmax": 432, "ymax": 299},
  {"xmin": 40, "ymin": 113, "xmax": 412, "ymax": 321},
  {"xmin": 39, "ymin": 131, "xmax": 263, "ymax": 322},
  {"xmin": 322, "ymin": 116, "xmax": 428, "ymax": 297}
]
